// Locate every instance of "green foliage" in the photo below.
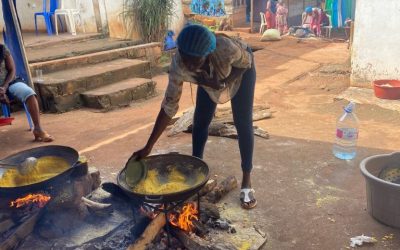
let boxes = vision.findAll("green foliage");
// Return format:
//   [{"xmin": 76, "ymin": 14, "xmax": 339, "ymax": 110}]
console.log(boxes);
[{"xmin": 122, "ymin": 0, "xmax": 175, "ymax": 43}]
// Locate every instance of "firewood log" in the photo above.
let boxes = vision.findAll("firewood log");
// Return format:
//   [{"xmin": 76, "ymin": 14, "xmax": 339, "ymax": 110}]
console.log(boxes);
[
  {"xmin": 172, "ymin": 228, "xmax": 210, "ymax": 250},
  {"xmin": 128, "ymin": 213, "xmax": 166, "ymax": 250},
  {"xmin": 205, "ymin": 176, "xmax": 238, "ymax": 203},
  {"xmin": 0, "ymin": 210, "xmax": 42, "ymax": 250},
  {"xmin": 199, "ymin": 179, "xmax": 218, "ymax": 196},
  {"xmin": 193, "ymin": 220, "xmax": 209, "ymax": 237},
  {"xmin": 168, "ymin": 104, "xmax": 272, "ymax": 137},
  {"xmin": 0, "ymin": 219, "xmax": 15, "ymax": 235}
]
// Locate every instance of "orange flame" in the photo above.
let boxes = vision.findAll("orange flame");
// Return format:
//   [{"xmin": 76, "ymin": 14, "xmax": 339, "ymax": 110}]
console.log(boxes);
[
  {"xmin": 10, "ymin": 193, "xmax": 51, "ymax": 208},
  {"xmin": 169, "ymin": 202, "xmax": 198, "ymax": 233}
]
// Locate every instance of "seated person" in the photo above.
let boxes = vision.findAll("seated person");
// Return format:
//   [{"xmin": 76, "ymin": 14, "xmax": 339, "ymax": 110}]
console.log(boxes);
[
  {"xmin": 302, "ymin": 7, "xmax": 314, "ymax": 29},
  {"xmin": 0, "ymin": 43, "xmax": 53, "ymax": 142},
  {"xmin": 302, "ymin": 7, "xmax": 322, "ymax": 36},
  {"xmin": 321, "ymin": 10, "xmax": 330, "ymax": 26}
]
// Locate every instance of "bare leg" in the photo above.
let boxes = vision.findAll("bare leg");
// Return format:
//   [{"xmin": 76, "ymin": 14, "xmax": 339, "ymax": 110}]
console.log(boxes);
[
  {"xmin": 26, "ymin": 95, "xmax": 53, "ymax": 142},
  {"xmin": 25, "ymin": 95, "xmax": 41, "ymax": 131}
]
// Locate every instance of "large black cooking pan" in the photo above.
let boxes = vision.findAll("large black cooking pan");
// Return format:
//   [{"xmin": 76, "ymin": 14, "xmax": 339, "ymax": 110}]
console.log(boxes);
[
  {"xmin": 117, "ymin": 153, "xmax": 210, "ymax": 204},
  {"xmin": 0, "ymin": 145, "xmax": 79, "ymax": 198}
]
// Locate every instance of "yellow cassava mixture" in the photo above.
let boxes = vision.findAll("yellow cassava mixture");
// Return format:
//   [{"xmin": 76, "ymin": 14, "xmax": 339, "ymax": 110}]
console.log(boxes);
[
  {"xmin": 0, "ymin": 156, "xmax": 70, "ymax": 187},
  {"xmin": 133, "ymin": 167, "xmax": 204, "ymax": 195}
]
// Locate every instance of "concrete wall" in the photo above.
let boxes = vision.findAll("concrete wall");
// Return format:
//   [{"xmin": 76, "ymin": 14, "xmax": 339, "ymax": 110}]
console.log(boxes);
[
  {"xmin": 351, "ymin": 0, "xmax": 400, "ymax": 87},
  {"xmin": 0, "ymin": 0, "xmax": 98, "ymax": 33}
]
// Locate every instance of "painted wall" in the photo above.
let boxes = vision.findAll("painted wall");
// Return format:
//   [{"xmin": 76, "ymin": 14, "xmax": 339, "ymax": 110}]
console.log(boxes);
[
  {"xmin": 1, "ymin": 0, "xmax": 184, "ymax": 40},
  {"xmin": 104, "ymin": 0, "xmax": 185, "ymax": 40},
  {"xmin": 351, "ymin": 0, "xmax": 400, "ymax": 87},
  {"xmin": 0, "ymin": 0, "xmax": 98, "ymax": 33},
  {"xmin": 104, "ymin": 0, "xmax": 133, "ymax": 39}
]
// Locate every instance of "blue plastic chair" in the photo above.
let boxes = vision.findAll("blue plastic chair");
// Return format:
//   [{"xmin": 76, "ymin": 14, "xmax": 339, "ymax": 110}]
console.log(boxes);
[
  {"xmin": 34, "ymin": 0, "xmax": 61, "ymax": 35},
  {"xmin": 49, "ymin": 0, "xmax": 64, "ymax": 33},
  {"xmin": 1, "ymin": 101, "xmax": 34, "ymax": 131}
]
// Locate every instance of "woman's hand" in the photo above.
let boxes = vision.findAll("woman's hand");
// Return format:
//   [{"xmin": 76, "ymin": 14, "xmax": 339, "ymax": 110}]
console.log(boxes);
[
  {"xmin": 130, "ymin": 145, "xmax": 152, "ymax": 162},
  {"xmin": 0, "ymin": 86, "xmax": 6, "ymax": 94}
]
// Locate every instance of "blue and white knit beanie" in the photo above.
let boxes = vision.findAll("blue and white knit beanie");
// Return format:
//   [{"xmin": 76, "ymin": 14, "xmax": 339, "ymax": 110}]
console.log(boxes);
[{"xmin": 177, "ymin": 25, "xmax": 216, "ymax": 57}]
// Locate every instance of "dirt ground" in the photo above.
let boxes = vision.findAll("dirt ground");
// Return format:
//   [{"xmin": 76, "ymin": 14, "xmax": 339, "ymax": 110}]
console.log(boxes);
[{"xmin": 2, "ymin": 35, "xmax": 400, "ymax": 249}]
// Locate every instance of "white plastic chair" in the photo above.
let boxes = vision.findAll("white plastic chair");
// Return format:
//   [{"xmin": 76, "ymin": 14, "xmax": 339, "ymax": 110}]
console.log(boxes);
[
  {"xmin": 259, "ymin": 12, "xmax": 267, "ymax": 34},
  {"xmin": 321, "ymin": 14, "xmax": 333, "ymax": 38},
  {"xmin": 54, "ymin": 0, "xmax": 85, "ymax": 36}
]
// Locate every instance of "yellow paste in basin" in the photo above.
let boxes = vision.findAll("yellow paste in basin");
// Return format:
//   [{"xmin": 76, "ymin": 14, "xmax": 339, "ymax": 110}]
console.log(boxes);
[
  {"xmin": 133, "ymin": 167, "xmax": 204, "ymax": 195},
  {"xmin": 0, "ymin": 156, "xmax": 70, "ymax": 187}
]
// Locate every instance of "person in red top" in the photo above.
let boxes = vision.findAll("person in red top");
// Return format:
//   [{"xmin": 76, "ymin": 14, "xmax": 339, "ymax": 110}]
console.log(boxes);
[
  {"xmin": 310, "ymin": 8, "xmax": 322, "ymax": 36},
  {"xmin": 265, "ymin": 0, "xmax": 277, "ymax": 29}
]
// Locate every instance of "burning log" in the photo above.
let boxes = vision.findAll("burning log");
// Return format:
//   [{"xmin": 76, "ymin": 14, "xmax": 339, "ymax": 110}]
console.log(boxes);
[
  {"xmin": 81, "ymin": 196, "xmax": 113, "ymax": 217},
  {"xmin": 173, "ymin": 227, "xmax": 238, "ymax": 250},
  {"xmin": 172, "ymin": 228, "xmax": 210, "ymax": 250},
  {"xmin": 127, "ymin": 213, "xmax": 166, "ymax": 250},
  {"xmin": 10, "ymin": 193, "xmax": 50, "ymax": 208},
  {"xmin": 0, "ymin": 210, "xmax": 42, "ymax": 250},
  {"xmin": 199, "ymin": 202, "xmax": 220, "ymax": 223},
  {"xmin": 0, "ymin": 194, "xmax": 50, "ymax": 250},
  {"xmin": 205, "ymin": 176, "xmax": 238, "ymax": 203},
  {"xmin": 192, "ymin": 219, "xmax": 209, "ymax": 237},
  {"xmin": 0, "ymin": 219, "xmax": 14, "ymax": 235}
]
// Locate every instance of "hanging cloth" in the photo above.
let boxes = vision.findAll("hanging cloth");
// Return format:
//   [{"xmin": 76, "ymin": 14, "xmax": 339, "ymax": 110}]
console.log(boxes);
[
  {"xmin": 325, "ymin": 0, "xmax": 334, "ymax": 15},
  {"xmin": 332, "ymin": 0, "xmax": 338, "ymax": 28}
]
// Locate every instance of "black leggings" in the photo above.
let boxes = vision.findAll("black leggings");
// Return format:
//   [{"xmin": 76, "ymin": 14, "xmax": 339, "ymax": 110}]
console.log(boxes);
[{"xmin": 192, "ymin": 54, "xmax": 256, "ymax": 173}]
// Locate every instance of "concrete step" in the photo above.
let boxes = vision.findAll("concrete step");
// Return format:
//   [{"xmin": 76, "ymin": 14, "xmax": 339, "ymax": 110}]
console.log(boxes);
[
  {"xmin": 30, "ymin": 42, "xmax": 161, "ymax": 74},
  {"xmin": 36, "ymin": 59, "xmax": 151, "ymax": 113},
  {"xmin": 81, "ymin": 78, "xmax": 157, "ymax": 110},
  {"xmin": 25, "ymin": 33, "xmax": 105, "ymax": 49},
  {"xmin": 27, "ymin": 37, "xmax": 142, "ymax": 63}
]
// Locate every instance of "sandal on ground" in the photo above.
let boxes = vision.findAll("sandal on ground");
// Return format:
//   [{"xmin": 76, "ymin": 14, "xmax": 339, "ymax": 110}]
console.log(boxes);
[
  {"xmin": 240, "ymin": 188, "xmax": 257, "ymax": 209},
  {"xmin": 33, "ymin": 130, "xmax": 54, "ymax": 142}
]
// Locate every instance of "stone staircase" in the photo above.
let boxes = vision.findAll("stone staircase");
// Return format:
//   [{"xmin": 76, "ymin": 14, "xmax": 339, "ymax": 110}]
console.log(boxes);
[{"xmin": 29, "ymin": 39, "xmax": 161, "ymax": 113}]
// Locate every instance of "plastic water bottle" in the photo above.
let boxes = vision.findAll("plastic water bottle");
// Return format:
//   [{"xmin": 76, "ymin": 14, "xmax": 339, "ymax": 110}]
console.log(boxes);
[{"xmin": 333, "ymin": 102, "xmax": 359, "ymax": 160}]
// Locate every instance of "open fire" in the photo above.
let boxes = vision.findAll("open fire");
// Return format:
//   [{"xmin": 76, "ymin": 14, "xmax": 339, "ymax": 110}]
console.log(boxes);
[
  {"xmin": 10, "ymin": 193, "xmax": 51, "ymax": 208},
  {"xmin": 169, "ymin": 202, "xmax": 199, "ymax": 233},
  {"xmin": 0, "ymin": 173, "xmax": 249, "ymax": 250}
]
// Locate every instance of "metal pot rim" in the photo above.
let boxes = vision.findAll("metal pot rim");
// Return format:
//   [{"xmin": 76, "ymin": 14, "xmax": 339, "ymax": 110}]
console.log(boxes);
[{"xmin": 117, "ymin": 153, "xmax": 210, "ymax": 202}]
